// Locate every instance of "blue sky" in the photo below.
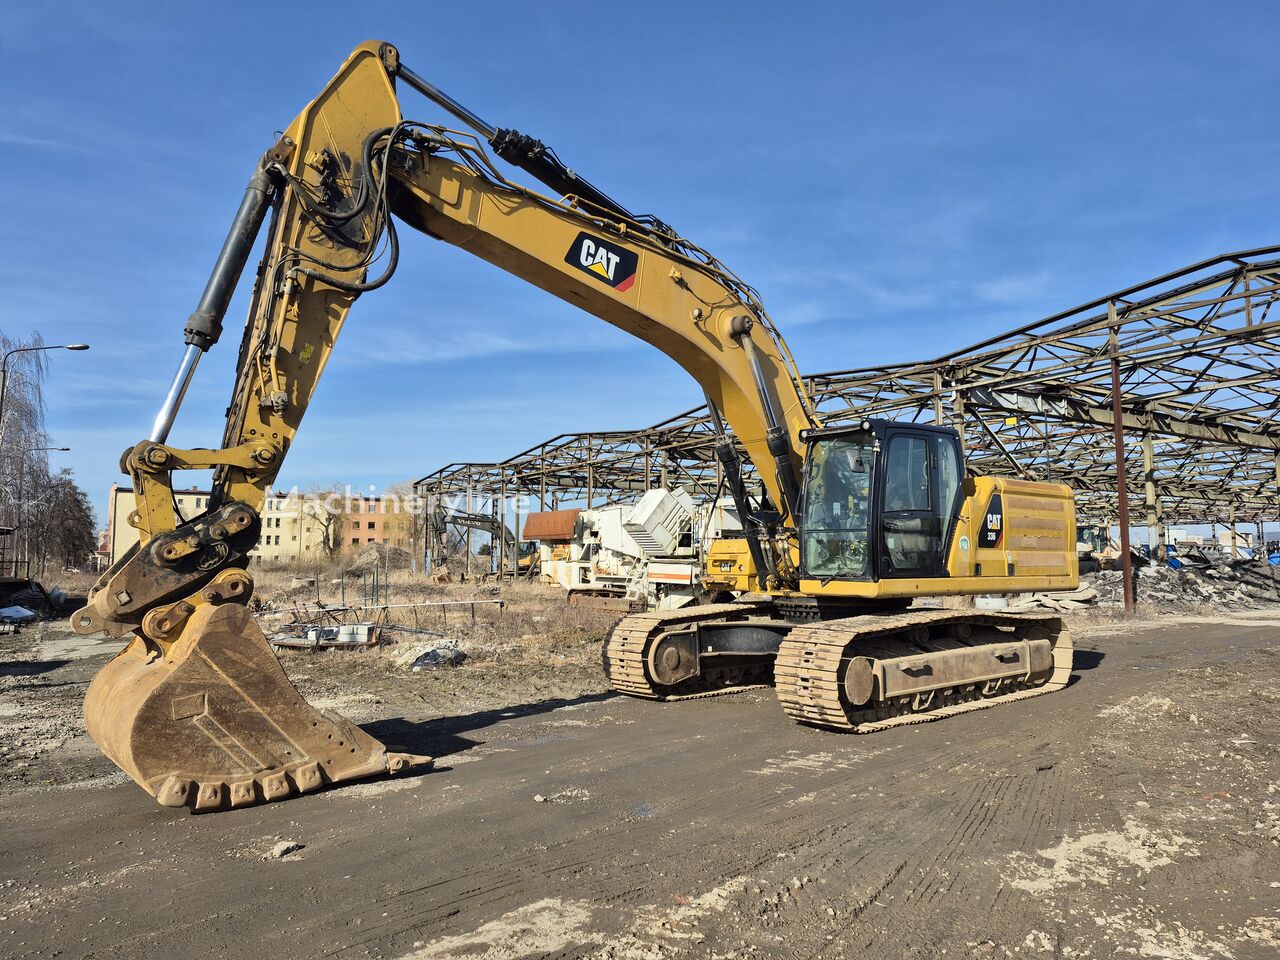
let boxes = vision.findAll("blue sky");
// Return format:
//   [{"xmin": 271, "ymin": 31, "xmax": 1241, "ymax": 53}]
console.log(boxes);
[{"xmin": 3, "ymin": 3, "xmax": 1277, "ymax": 526}]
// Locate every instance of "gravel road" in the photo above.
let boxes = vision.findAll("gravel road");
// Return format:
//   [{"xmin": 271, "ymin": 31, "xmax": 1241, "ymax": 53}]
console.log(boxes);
[{"xmin": 1, "ymin": 608, "xmax": 1276, "ymax": 959}]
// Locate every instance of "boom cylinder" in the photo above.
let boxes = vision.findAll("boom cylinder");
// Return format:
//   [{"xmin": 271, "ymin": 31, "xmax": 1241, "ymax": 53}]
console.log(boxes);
[
  {"xmin": 182, "ymin": 166, "xmax": 276, "ymax": 351},
  {"xmin": 149, "ymin": 164, "xmax": 276, "ymax": 444},
  {"xmin": 732, "ymin": 319, "xmax": 803, "ymax": 524},
  {"xmin": 707, "ymin": 398, "xmax": 770, "ymax": 581}
]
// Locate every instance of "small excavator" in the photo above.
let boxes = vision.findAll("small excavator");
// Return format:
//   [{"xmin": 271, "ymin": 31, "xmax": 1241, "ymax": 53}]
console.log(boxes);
[
  {"xmin": 427, "ymin": 504, "xmax": 538, "ymax": 580},
  {"xmin": 77, "ymin": 42, "xmax": 1077, "ymax": 811}
]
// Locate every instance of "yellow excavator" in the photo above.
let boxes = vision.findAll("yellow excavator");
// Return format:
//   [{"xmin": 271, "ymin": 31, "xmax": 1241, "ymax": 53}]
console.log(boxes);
[{"xmin": 76, "ymin": 42, "xmax": 1076, "ymax": 812}]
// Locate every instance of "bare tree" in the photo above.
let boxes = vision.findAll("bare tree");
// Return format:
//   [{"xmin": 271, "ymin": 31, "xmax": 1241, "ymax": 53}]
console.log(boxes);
[
  {"xmin": 0, "ymin": 333, "xmax": 52, "ymax": 574},
  {"xmin": 301, "ymin": 485, "xmax": 346, "ymax": 559},
  {"xmin": 28, "ymin": 468, "xmax": 95, "ymax": 573}
]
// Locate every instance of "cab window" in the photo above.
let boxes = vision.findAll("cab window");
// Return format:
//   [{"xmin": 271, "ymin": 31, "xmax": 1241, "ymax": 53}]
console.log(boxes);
[
  {"xmin": 880, "ymin": 433, "xmax": 937, "ymax": 576},
  {"xmin": 937, "ymin": 435, "xmax": 962, "ymax": 545},
  {"xmin": 801, "ymin": 437, "xmax": 873, "ymax": 580}
]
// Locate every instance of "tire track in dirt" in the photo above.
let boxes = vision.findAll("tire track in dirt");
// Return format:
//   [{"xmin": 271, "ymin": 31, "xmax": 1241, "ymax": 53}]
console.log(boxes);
[
  {"xmin": 322, "ymin": 710, "xmax": 992, "ymax": 958},
  {"xmin": 15, "ymin": 628, "xmax": 1106, "ymax": 960},
  {"xmin": 765, "ymin": 764, "xmax": 1071, "ymax": 957}
]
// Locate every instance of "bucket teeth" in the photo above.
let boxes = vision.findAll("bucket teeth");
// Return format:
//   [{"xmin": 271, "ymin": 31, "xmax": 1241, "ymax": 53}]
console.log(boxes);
[
  {"xmin": 262, "ymin": 772, "xmax": 291, "ymax": 801},
  {"xmin": 294, "ymin": 761, "xmax": 323, "ymax": 793},
  {"xmin": 85, "ymin": 602, "xmax": 432, "ymax": 812},
  {"xmin": 157, "ymin": 777, "xmax": 196, "ymax": 808},
  {"xmin": 194, "ymin": 782, "xmax": 226, "ymax": 811},
  {"xmin": 230, "ymin": 780, "xmax": 256, "ymax": 807}
]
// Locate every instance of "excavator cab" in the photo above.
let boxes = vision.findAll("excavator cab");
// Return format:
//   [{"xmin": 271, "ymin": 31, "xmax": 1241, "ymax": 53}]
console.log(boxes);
[{"xmin": 801, "ymin": 421, "xmax": 965, "ymax": 583}]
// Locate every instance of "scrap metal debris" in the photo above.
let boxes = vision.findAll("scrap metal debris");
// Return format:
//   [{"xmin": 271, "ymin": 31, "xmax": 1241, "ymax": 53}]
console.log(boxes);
[
  {"xmin": 270, "ymin": 622, "xmax": 380, "ymax": 651},
  {"xmin": 0, "ymin": 605, "xmax": 38, "ymax": 624},
  {"xmin": 0, "ymin": 579, "xmax": 85, "ymax": 621}
]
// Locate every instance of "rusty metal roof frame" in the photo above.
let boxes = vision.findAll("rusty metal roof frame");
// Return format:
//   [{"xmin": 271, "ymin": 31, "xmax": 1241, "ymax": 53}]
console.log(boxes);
[{"xmin": 416, "ymin": 247, "xmax": 1280, "ymax": 530}]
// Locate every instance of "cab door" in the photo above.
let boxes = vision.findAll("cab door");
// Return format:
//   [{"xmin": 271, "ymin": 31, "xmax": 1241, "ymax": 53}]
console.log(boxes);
[{"xmin": 878, "ymin": 429, "xmax": 946, "ymax": 578}]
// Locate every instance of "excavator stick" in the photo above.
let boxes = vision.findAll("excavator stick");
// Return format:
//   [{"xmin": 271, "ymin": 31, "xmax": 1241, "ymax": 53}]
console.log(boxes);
[{"xmin": 84, "ymin": 603, "xmax": 430, "ymax": 811}]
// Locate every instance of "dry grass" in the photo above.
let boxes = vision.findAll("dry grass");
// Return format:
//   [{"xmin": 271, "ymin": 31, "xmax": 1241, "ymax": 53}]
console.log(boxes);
[
  {"xmin": 266, "ymin": 577, "xmax": 623, "ymax": 720},
  {"xmin": 36, "ymin": 569, "xmax": 100, "ymax": 597},
  {"xmin": 252, "ymin": 567, "xmax": 620, "ymax": 673}
]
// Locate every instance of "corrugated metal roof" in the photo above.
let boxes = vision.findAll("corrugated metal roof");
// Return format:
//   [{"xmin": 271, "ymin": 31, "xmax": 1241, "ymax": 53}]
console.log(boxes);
[{"xmin": 521, "ymin": 509, "xmax": 581, "ymax": 542}]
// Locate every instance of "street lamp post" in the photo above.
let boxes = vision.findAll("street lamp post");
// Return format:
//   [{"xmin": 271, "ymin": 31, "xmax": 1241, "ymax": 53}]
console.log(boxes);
[
  {"xmin": 0, "ymin": 343, "xmax": 90, "ymax": 452},
  {"xmin": 0, "ymin": 343, "xmax": 87, "ymax": 573}
]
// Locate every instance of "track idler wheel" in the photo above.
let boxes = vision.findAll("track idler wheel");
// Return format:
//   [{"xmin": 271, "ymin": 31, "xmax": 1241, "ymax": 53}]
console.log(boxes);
[
  {"xmin": 83, "ymin": 603, "xmax": 431, "ymax": 811},
  {"xmin": 648, "ymin": 631, "xmax": 700, "ymax": 686}
]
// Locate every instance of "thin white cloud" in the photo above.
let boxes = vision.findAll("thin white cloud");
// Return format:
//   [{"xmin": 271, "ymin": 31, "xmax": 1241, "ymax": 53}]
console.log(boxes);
[
  {"xmin": 974, "ymin": 270, "xmax": 1056, "ymax": 304},
  {"xmin": 0, "ymin": 131, "xmax": 79, "ymax": 150}
]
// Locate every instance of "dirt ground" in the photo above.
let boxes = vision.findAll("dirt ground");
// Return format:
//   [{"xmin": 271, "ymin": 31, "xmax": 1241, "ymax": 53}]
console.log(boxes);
[{"xmin": 0, "ymin": 588, "xmax": 1276, "ymax": 960}]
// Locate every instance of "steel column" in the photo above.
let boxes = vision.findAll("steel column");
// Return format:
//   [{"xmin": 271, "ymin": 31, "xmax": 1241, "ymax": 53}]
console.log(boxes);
[
  {"xmin": 1141, "ymin": 432, "xmax": 1163, "ymax": 561},
  {"xmin": 465, "ymin": 476, "xmax": 474, "ymax": 579},
  {"xmin": 1108, "ymin": 313, "xmax": 1136, "ymax": 612}
]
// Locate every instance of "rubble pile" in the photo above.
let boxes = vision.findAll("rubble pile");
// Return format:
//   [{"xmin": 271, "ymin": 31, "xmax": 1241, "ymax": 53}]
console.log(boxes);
[
  {"xmin": 347, "ymin": 543, "xmax": 413, "ymax": 573},
  {"xmin": 1012, "ymin": 560, "xmax": 1280, "ymax": 612},
  {"xmin": 1094, "ymin": 561, "xmax": 1280, "ymax": 608},
  {"xmin": 1006, "ymin": 584, "xmax": 1099, "ymax": 613},
  {"xmin": 0, "ymin": 579, "xmax": 86, "ymax": 627}
]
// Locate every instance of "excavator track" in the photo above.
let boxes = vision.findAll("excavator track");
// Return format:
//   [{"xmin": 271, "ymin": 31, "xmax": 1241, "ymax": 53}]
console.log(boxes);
[
  {"xmin": 775, "ymin": 609, "xmax": 1073, "ymax": 733},
  {"xmin": 603, "ymin": 601, "xmax": 774, "ymax": 700}
]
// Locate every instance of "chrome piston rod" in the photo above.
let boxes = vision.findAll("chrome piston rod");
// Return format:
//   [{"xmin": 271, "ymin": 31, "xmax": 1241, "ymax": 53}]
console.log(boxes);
[
  {"xmin": 397, "ymin": 63, "xmax": 497, "ymax": 140},
  {"xmin": 148, "ymin": 161, "xmax": 276, "ymax": 444},
  {"xmin": 148, "ymin": 344, "xmax": 201, "ymax": 444}
]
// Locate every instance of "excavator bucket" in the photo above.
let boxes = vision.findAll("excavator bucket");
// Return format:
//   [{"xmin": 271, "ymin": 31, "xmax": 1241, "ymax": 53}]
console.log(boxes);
[{"xmin": 84, "ymin": 603, "xmax": 430, "ymax": 811}]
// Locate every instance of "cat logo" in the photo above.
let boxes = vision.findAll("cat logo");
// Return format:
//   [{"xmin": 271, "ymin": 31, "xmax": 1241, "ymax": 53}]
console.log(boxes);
[
  {"xmin": 977, "ymin": 493, "xmax": 1004, "ymax": 549},
  {"xmin": 565, "ymin": 231, "xmax": 639, "ymax": 291}
]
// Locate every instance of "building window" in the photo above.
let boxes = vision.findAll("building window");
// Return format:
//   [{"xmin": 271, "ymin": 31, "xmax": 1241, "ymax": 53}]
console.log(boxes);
[
  {"xmin": 367, "ymin": 537, "xmax": 374, "ymax": 543},
  {"xmin": 367, "ymin": 522, "xmax": 375, "ymax": 530},
  {"xmin": 351, "ymin": 520, "xmax": 359, "ymax": 529},
  {"xmin": 351, "ymin": 537, "xmax": 359, "ymax": 545}
]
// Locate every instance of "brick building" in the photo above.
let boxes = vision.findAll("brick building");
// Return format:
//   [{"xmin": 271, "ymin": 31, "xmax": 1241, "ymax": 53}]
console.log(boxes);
[{"xmin": 105, "ymin": 485, "xmax": 411, "ymax": 565}]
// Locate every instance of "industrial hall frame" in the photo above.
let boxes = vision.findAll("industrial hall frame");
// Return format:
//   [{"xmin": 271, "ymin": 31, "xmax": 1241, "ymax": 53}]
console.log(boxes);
[{"xmin": 416, "ymin": 246, "xmax": 1280, "ymax": 585}]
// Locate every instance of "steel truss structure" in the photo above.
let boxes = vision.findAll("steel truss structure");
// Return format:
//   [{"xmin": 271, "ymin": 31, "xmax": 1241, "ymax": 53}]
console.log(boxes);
[{"xmin": 416, "ymin": 247, "xmax": 1280, "ymax": 549}]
